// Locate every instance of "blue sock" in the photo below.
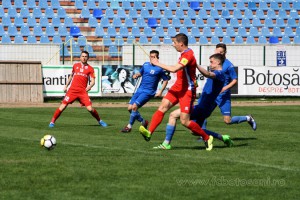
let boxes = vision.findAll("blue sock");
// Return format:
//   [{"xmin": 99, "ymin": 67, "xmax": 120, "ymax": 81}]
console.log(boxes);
[
  {"xmin": 204, "ymin": 129, "xmax": 223, "ymax": 141},
  {"xmin": 165, "ymin": 124, "xmax": 176, "ymax": 144},
  {"xmin": 135, "ymin": 111, "xmax": 144, "ymax": 123},
  {"xmin": 129, "ymin": 111, "xmax": 137, "ymax": 125},
  {"xmin": 230, "ymin": 116, "xmax": 247, "ymax": 124},
  {"xmin": 202, "ymin": 119, "xmax": 207, "ymax": 129}
]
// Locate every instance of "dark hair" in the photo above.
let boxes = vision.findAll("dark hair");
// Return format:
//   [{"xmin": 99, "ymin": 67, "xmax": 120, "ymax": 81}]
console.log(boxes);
[
  {"xmin": 150, "ymin": 50, "xmax": 159, "ymax": 59},
  {"xmin": 209, "ymin": 53, "xmax": 225, "ymax": 65},
  {"xmin": 175, "ymin": 33, "xmax": 188, "ymax": 46},
  {"xmin": 81, "ymin": 50, "xmax": 89, "ymax": 58},
  {"xmin": 116, "ymin": 68, "xmax": 130, "ymax": 83},
  {"xmin": 215, "ymin": 43, "xmax": 227, "ymax": 53}
]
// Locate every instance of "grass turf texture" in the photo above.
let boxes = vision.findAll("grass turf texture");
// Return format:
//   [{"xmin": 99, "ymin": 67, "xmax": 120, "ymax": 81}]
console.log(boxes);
[{"xmin": 0, "ymin": 105, "xmax": 299, "ymax": 199}]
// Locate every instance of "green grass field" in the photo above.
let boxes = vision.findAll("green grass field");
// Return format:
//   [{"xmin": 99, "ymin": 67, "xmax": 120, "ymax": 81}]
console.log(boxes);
[{"xmin": 0, "ymin": 104, "xmax": 299, "ymax": 199}]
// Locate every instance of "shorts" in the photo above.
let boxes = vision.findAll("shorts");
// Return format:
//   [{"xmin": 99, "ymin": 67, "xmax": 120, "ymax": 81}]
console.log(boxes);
[
  {"xmin": 129, "ymin": 91, "xmax": 154, "ymax": 107},
  {"xmin": 164, "ymin": 89, "xmax": 195, "ymax": 114},
  {"xmin": 62, "ymin": 90, "xmax": 92, "ymax": 107},
  {"xmin": 216, "ymin": 96, "xmax": 231, "ymax": 116},
  {"xmin": 190, "ymin": 104, "xmax": 215, "ymax": 126}
]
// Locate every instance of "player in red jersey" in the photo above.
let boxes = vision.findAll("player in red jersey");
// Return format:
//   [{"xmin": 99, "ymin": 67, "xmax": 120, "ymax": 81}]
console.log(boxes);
[
  {"xmin": 139, "ymin": 33, "xmax": 213, "ymax": 150},
  {"xmin": 49, "ymin": 51, "xmax": 107, "ymax": 128}
]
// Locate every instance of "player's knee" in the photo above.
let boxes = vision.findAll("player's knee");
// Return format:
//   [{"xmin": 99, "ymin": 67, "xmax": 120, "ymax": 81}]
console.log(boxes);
[
  {"xmin": 180, "ymin": 119, "xmax": 189, "ymax": 127},
  {"xmin": 224, "ymin": 118, "xmax": 231, "ymax": 124}
]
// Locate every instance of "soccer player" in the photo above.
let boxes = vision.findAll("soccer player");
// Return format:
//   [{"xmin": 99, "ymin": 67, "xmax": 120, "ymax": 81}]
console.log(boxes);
[
  {"xmin": 202, "ymin": 43, "xmax": 257, "ymax": 131},
  {"xmin": 154, "ymin": 53, "xmax": 231, "ymax": 150},
  {"xmin": 121, "ymin": 50, "xmax": 169, "ymax": 133},
  {"xmin": 139, "ymin": 33, "xmax": 214, "ymax": 151},
  {"xmin": 49, "ymin": 51, "xmax": 107, "ymax": 128}
]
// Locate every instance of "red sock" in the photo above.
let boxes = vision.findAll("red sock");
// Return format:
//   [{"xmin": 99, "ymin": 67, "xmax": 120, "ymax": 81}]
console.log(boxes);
[
  {"xmin": 149, "ymin": 110, "xmax": 165, "ymax": 134},
  {"xmin": 188, "ymin": 121, "xmax": 209, "ymax": 141},
  {"xmin": 51, "ymin": 108, "xmax": 62, "ymax": 123},
  {"xmin": 90, "ymin": 108, "xmax": 101, "ymax": 121}
]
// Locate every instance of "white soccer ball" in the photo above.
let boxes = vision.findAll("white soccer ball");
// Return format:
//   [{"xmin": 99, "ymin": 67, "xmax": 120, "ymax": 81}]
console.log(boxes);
[{"xmin": 40, "ymin": 135, "xmax": 56, "ymax": 150}]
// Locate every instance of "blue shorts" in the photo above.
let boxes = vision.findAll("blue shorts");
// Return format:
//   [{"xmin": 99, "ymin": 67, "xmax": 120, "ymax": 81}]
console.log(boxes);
[
  {"xmin": 190, "ymin": 104, "xmax": 216, "ymax": 127},
  {"xmin": 129, "ymin": 91, "xmax": 154, "ymax": 107},
  {"xmin": 216, "ymin": 96, "xmax": 231, "ymax": 116}
]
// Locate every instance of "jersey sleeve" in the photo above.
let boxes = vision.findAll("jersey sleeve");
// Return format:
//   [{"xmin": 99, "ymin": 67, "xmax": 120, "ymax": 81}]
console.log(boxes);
[
  {"xmin": 178, "ymin": 54, "xmax": 191, "ymax": 67},
  {"xmin": 228, "ymin": 65, "xmax": 237, "ymax": 80},
  {"xmin": 214, "ymin": 70, "xmax": 225, "ymax": 82},
  {"xmin": 89, "ymin": 66, "xmax": 96, "ymax": 79}
]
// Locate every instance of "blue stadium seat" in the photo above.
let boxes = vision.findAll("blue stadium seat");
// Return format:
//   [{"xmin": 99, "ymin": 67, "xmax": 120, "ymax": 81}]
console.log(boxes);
[
  {"xmin": 190, "ymin": 1, "xmax": 200, "ymax": 11},
  {"xmin": 152, "ymin": 8, "xmax": 162, "ymax": 18},
  {"xmin": 294, "ymin": 35, "xmax": 300, "ymax": 44},
  {"xmin": 124, "ymin": 17, "xmax": 134, "ymax": 27},
  {"xmin": 155, "ymin": 26, "xmax": 165, "ymax": 37},
  {"xmin": 112, "ymin": 17, "xmax": 122, "ymax": 27},
  {"xmin": 248, "ymin": 1, "xmax": 257, "ymax": 10},
  {"xmin": 40, "ymin": 16, "xmax": 49, "ymax": 27},
  {"xmin": 225, "ymin": 26, "xmax": 236, "ymax": 37},
  {"xmin": 131, "ymin": 26, "xmax": 141, "ymax": 37},
  {"xmin": 258, "ymin": 1, "xmax": 268, "ymax": 10},
  {"xmin": 0, "ymin": 7, "xmax": 5, "ymax": 18},
  {"xmin": 33, "ymin": 7, "xmax": 43, "ymax": 18},
  {"xmin": 218, "ymin": 17, "xmax": 227, "ymax": 27},
  {"xmin": 229, "ymin": 17, "xmax": 239, "ymax": 28},
  {"xmin": 148, "ymin": 18, "xmax": 158, "ymax": 28},
  {"xmin": 255, "ymin": 9, "xmax": 265, "ymax": 19},
  {"xmin": 214, "ymin": 26, "xmax": 224, "ymax": 36},
  {"xmin": 77, "ymin": 35, "xmax": 87, "ymax": 46},
  {"xmin": 84, "ymin": 45, "xmax": 96, "ymax": 57},
  {"xmin": 15, "ymin": 0, "xmax": 24, "ymax": 9},
  {"xmin": 210, "ymin": 9, "xmax": 219, "ymax": 19},
  {"xmin": 136, "ymin": 17, "xmax": 146, "ymax": 27},
  {"xmin": 88, "ymin": 16, "xmax": 98, "ymax": 27},
  {"xmin": 117, "ymin": 8, "xmax": 126, "ymax": 19},
  {"xmin": 38, "ymin": 0, "xmax": 49, "ymax": 9},
  {"xmin": 151, "ymin": 35, "xmax": 160, "ymax": 44},
  {"xmin": 244, "ymin": 9, "xmax": 253, "ymax": 19},
  {"xmin": 26, "ymin": 0, "xmax": 36, "ymax": 9},
  {"xmin": 241, "ymin": 17, "xmax": 251, "ymax": 27},
  {"xmin": 234, "ymin": 35, "xmax": 244, "ymax": 44},
  {"xmin": 195, "ymin": 17, "xmax": 205, "ymax": 27},
  {"xmin": 168, "ymin": 1, "xmax": 178, "ymax": 10},
  {"xmin": 65, "ymin": 16, "xmax": 74, "ymax": 27},
  {"xmin": 236, "ymin": 1, "xmax": 246, "ymax": 10},
  {"xmin": 8, "ymin": 25, "xmax": 18, "ymax": 36},
  {"xmin": 27, "ymin": 35, "xmax": 37, "ymax": 44},
  {"xmin": 14, "ymin": 35, "xmax": 24, "ymax": 44},
  {"xmin": 129, "ymin": 8, "xmax": 138, "ymax": 18},
  {"xmin": 233, "ymin": 9, "xmax": 242, "ymax": 19},
  {"xmin": 70, "ymin": 26, "xmax": 82, "ymax": 37},
  {"xmin": 133, "ymin": 1, "xmax": 142, "ymax": 10},
  {"xmin": 163, "ymin": 36, "xmax": 172, "ymax": 44},
  {"xmin": 99, "ymin": 0, "xmax": 108, "ymax": 9},
  {"xmin": 126, "ymin": 35, "xmax": 135, "ymax": 44},
  {"xmin": 284, "ymin": 26, "xmax": 294, "ymax": 37},
  {"xmin": 0, "ymin": 25, "xmax": 5, "ymax": 36},
  {"xmin": 146, "ymin": 1, "xmax": 155, "ymax": 10},
  {"xmin": 108, "ymin": 45, "xmax": 120, "ymax": 57},
  {"xmin": 211, "ymin": 36, "xmax": 220, "ymax": 44},
  {"xmin": 58, "ymin": 24, "xmax": 69, "ymax": 36},
  {"xmin": 119, "ymin": 26, "xmax": 129, "ymax": 37},
  {"xmin": 278, "ymin": 9, "xmax": 288, "ymax": 19},
  {"xmin": 51, "ymin": 0, "xmax": 61, "ymax": 9},
  {"xmin": 188, "ymin": 35, "xmax": 196, "ymax": 44},
  {"xmin": 198, "ymin": 9, "xmax": 208, "ymax": 19},
  {"xmin": 175, "ymin": 8, "xmax": 185, "ymax": 19},
  {"xmin": 87, "ymin": 0, "xmax": 97, "ymax": 9},
  {"xmin": 104, "ymin": 8, "xmax": 114, "ymax": 18},
  {"xmin": 222, "ymin": 35, "xmax": 232, "ymax": 44},
  {"xmin": 261, "ymin": 27, "xmax": 271, "ymax": 37},
  {"xmin": 199, "ymin": 36, "xmax": 208, "ymax": 44},
  {"xmin": 139, "ymin": 35, "xmax": 149, "ymax": 44},
  {"xmin": 167, "ymin": 26, "xmax": 176, "ymax": 37},
  {"xmin": 237, "ymin": 27, "xmax": 247, "ymax": 37},
  {"xmin": 142, "ymin": 26, "xmax": 151, "ymax": 37},
  {"xmin": 203, "ymin": 26, "xmax": 212, "ymax": 37},
  {"xmin": 272, "ymin": 26, "xmax": 282, "ymax": 37},
  {"xmin": 75, "ymin": 0, "xmax": 84, "ymax": 9},
  {"xmin": 252, "ymin": 17, "xmax": 262, "ymax": 27},
  {"xmin": 60, "ymin": 44, "xmax": 70, "ymax": 57},
  {"xmin": 46, "ymin": 25, "xmax": 56, "ymax": 36},
  {"xmin": 58, "ymin": 7, "xmax": 67, "ymax": 18},
  {"xmin": 103, "ymin": 35, "xmax": 113, "ymax": 46},
  {"xmin": 207, "ymin": 17, "xmax": 216, "ymax": 27},
  {"xmin": 1, "ymin": 34, "xmax": 11, "ymax": 43},
  {"xmin": 267, "ymin": 9, "xmax": 276, "ymax": 19},
  {"xmin": 95, "ymin": 25, "xmax": 105, "ymax": 37},
  {"xmin": 2, "ymin": 1, "xmax": 12, "ymax": 9},
  {"xmin": 203, "ymin": 1, "xmax": 212, "ymax": 10},
  {"xmin": 191, "ymin": 26, "xmax": 201, "ymax": 37},
  {"xmin": 179, "ymin": 27, "xmax": 189, "ymax": 35},
  {"xmin": 214, "ymin": 1, "xmax": 223, "ymax": 10},
  {"xmin": 40, "ymin": 35, "xmax": 50, "ymax": 43},
  {"xmin": 52, "ymin": 35, "xmax": 62, "ymax": 44},
  {"xmin": 52, "ymin": 16, "xmax": 62, "ymax": 27},
  {"xmin": 110, "ymin": 0, "xmax": 119, "ymax": 9},
  {"xmin": 140, "ymin": 8, "xmax": 150, "ymax": 18},
  {"xmin": 183, "ymin": 17, "xmax": 193, "ymax": 28},
  {"xmin": 287, "ymin": 18, "xmax": 297, "ymax": 27},
  {"xmin": 107, "ymin": 25, "xmax": 117, "ymax": 36},
  {"xmin": 14, "ymin": 16, "xmax": 24, "ymax": 27},
  {"xmin": 45, "ymin": 7, "xmax": 55, "ymax": 18},
  {"xmin": 225, "ymin": 1, "xmax": 234, "ymax": 10},
  {"xmin": 276, "ymin": 18, "xmax": 285, "ymax": 27},
  {"xmin": 264, "ymin": 17, "xmax": 274, "ymax": 27},
  {"xmin": 8, "ymin": 6, "xmax": 18, "ymax": 18},
  {"xmin": 27, "ymin": 16, "xmax": 37, "ymax": 27},
  {"xmin": 70, "ymin": 44, "xmax": 82, "ymax": 56},
  {"xmin": 2, "ymin": 15, "xmax": 11, "ymax": 26},
  {"xmin": 80, "ymin": 7, "xmax": 91, "ymax": 19},
  {"xmin": 172, "ymin": 17, "xmax": 181, "ymax": 27},
  {"xmin": 157, "ymin": 1, "xmax": 166, "ymax": 10},
  {"xmin": 257, "ymin": 35, "xmax": 267, "ymax": 44},
  {"xmin": 281, "ymin": 35, "xmax": 291, "ymax": 44},
  {"xmin": 281, "ymin": 1, "xmax": 291, "ymax": 10},
  {"xmin": 160, "ymin": 17, "xmax": 169, "ymax": 27},
  {"xmin": 269, "ymin": 36, "xmax": 279, "ymax": 44},
  {"xmin": 221, "ymin": 9, "xmax": 230, "ymax": 19},
  {"xmin": 270, "ymin": 1, "xmax": 279, "ymax": 10},
  {"xmin": 164, "ymin": 8, "xmax": 173, "ymax": 19},
  {"xmin": 20, "ymin": 7, "xmax": 30, "ymax": 18},
  {"xmin": 94, "ymin": 9, "xmax": 104, "ymax": 19},
  {"xmin": 187, "ymin": 8, "xmax": 196, "ymax": 19},
  {"xmin": 20, "ymin": 25, "xmax": 30, "ymax": 36},
  {"xmin": 180, "ymin": 1, "xmax": 189, "ymax": 10},
  {"xmin": 249, "ymin": 26, "xmax": 259, "ymax": 37}
]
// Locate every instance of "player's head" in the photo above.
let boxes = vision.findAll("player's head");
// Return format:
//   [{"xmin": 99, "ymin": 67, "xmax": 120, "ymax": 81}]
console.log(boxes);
[
  {"xmin": 215, "ymin": 43, "xmax": 227, "ymax": 56},
  {"xmin": 173, "ymin": 33, "xmax": 188, "ymax": 52},
  {"xmin": 150, "ymin": 50, "xmax": 159, "ymax": 59},
  {"xmin": 80, "ymin": 51, "xmax": 89, "ymax": 64},
  {"xmin": 209, "ymin": 53, "xmax": 225, "ymax": 70}
]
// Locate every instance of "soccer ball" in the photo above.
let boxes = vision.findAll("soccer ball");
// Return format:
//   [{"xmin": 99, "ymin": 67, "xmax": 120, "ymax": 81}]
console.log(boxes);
[{"xmin": 40, "ymin": 135, "xmax": 56, "ymax": 150}]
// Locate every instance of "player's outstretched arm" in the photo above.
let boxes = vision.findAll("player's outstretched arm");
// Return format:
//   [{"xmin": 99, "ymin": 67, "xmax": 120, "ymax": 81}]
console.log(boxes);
[
  {"xmin": 155, "ymin": 80, "xmax": 168, "ymax": 97},
  {"xmin": 197, "ymin": 65, "xmax": 216, "ymax": 79},
  {"xmin": 133, "ymin": 73, "xmax": 141, "ymax": 79},
  {"xmin": 151, "ymin": 57, "xmax": 183, "ymax": 73}
]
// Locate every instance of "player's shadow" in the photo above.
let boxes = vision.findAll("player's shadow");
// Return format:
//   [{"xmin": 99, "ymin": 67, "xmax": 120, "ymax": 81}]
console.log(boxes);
[{"xmin": 231, "ymin": 137, "xmax": 257, "ymax": 141}]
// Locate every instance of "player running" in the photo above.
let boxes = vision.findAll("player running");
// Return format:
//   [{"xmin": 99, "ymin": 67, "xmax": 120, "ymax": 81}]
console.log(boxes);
[
  {"xmin": 139, "ymin": 33, "xmax": 214, "ymax": 151},
  {"xmin": 154, "ymin": 53, "xmax": 232, "ymax": 150},
  {"xmin": 121, "ymin": 50, "xmax": 169, "ymax": 133},
  {"xmin": 49, "ymin": 51, "xmax": 107, "ymax": 128}
]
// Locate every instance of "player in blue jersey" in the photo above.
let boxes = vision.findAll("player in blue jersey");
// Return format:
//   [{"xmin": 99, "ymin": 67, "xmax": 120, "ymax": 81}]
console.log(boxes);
[
  {"xmin": 121, "ymin": 50, "xmax": 169, "ymax": 133},
  {"xmin": 153, "ymin": 53, "xmax": 230, "ymax": 150},
  {"xmin": 202, "ymin": 43, "xmax": 257, "ymax": 131}
]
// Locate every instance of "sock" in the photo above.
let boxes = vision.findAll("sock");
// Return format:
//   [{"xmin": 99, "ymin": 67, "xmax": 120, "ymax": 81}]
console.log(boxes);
[
  {"xmin": 202, "ymin": 119, "xmax": 207, "ymax": 129},
  {"xmin": 230, "ymin": 116, "xmax": 247, "ymax": 124},
  {"xmin": 90, "ymin": 108, "xmax": 101, "ymax": 122},
  {"xmin": 135, "ymin": 111, "xmax": 144, "ymax": 123},
  {"xmin": 187, "ymin": 121, "xmax": 209, "ymax": 141},
  {"xmin": 129, "ymin": 111, "xmax": 137, "ymax": 126},
  {"xmin": 204, "ymin": 129, "xmax": 223, "ymax": 141},
  {"xmin": 149, "ymin": 110, "xmax": 165, "ymax": 134},
  {"xmin": 51, "ymin": 108, "xmax": 62, "ymax": 123},
  {"xmin": 164, "ymin": 124, "xmax": 176, "ymax": 144}
]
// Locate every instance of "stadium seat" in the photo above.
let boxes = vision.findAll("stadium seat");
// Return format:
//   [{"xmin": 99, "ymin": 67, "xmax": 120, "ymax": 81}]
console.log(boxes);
[
  {"xmin": 207, "ymin": 17, "xmax": 216, "ymax": 27},
  {"xmin": 187, "ymin": 8, "xmax": 196, "ymax": 19},
  {"xmin": 27, "ymin": 35, "xmax": 37, "ymax": 44},
  {"xmin": 164, "ymin": 8, "xmax": 173, "ymax": 19},
  {"xmin": 191, "ymin": 26, "xmax": 201, "ymax": 37},
  {"xmin": 113, "ymin": 17, "xmax": 122, "ymax": 27},
  {"xmin": 281, "ymin": 35, "xmax": 291, "ymax": 44},
  {"xmin": 124, "ymin": 17, "xmax": 134, "ymax": 27},
  {"xmin": 75, "ymin": 0, "xmax": 84, "ymax": 9},
  {"xmin": 70, "ymin": 44, "xmax": 82, "ymax": 56},
  {"xmin": 269, "ymin": 36, "xmax": 279, "ymax": 44},
  {"xmin": 214, "ymin": 26, "xmax": 224, "ymax": 36},
  {"xmin": 246, "ymin": 35, "xmax": 256, "ymax": 44},
  {"xmin": 33, "ymin": 7, "xmax": 43, "ymax": 18},
  {"xmin": 211, "ymin": 36, "xmax": 220, "ymax": 44},
  {"xmin": 172, "ymin": 17, "xmax": 181, "ymax": 27},
  {"xmin": 58, "ymin": 24, "xmax": 69, "ymax": 36},
  {"xmin": 58, "ymin": 7, "xmax": 67, "ymax": 18},
  {"xmin": 60, "ymin": 44, "xmax": 70, "ymax": 57},
  {"xmin": 284, "ymin": 26, "xmax": 294, "ymax": 37},
  {"xmin": 107, "ymin": 26, "xmax": 117, "ymax": 36},
  {"xmin": 151, "ymin": 35, "xmax": 160, "ymax": 44},
  {"xmin": 51, "ymin": 0, "xmax": 61, "ymax": 9},
  {"xmin": 14, "ymin": 16, "xmax": 24, "ymax": 27},
  {"xmin": 261, "ymin": 27, "xmax": 271, "ymax": 37},
  {"xmin": 221, "ymin": 9, "xmax": 230, "ymax": 19},
  {"xmin": 140, "ymin": 8, "xmax": 150, "ymax": 18},
  {"xmin": 234, "ymin": 35, "xmax": 244, "ymax": 44},
  {"xmin": 70, "ymin": 26, "xmax": 82, "ymax": 37},
  {"xmin": 163, "ymin": 36, "xmax": 172, "ymax": 44},
  {"xmin": 218, "ymin": 17, "xmax": 227, "ymax": 27},
  {"xmin": 188, "ymin": 35, "xmax": 196, "ymax": 44},
  {"xmin": 131, "ymin": 26, "xmax": 141, "ymax": 37},
  {"xmin": 133, "ymin": 1, "xmax": 142, "ymax": 10},
  {"xmin": 157, "ymin": 1, "xmax": 166, "ymax": 10},
  {"xmin": 104, "ymin": 8, "xmax": 114, "ymax": 18},
  {"xmin": 233, "ymin": 9, "xmax": 243, "ymax": 19},
  {"xmin": 40, "ymin": 35, "xmax": 50, "ymax": 43},
  {"xmin": 137, "ymin": 17, "xmax": 147, "ymax": 27},
  {"xmin": 248, "ymin": 1, "xmax": 257, "ymax": 10},
  {"xmin": 287, "ymin": 18, "xmax": 297, "ymax": 27},
  {"xmin": 168, "ymin": 1, "xmax": 178, "ymax": 10},
  {"xmin": 126, "ymin": 35, "xmax": 135, "ymax": 44},
  {"xmin": 46, "ymin": 25, "xmax": 56, "ymax": 36},
  {"xmin": 278, "ymin": 9, "xmax": 288, "ymax": 19},
  {"xmin": 198, "ymin": 9, "xmax": 208, "ymax": 19},
  {"xmin": 108, "ymin": 45, "xmax": 119, "ymax": 57},
  {"xmin": 38, "ymin": 0, "xmax": 49, "ymax": 9},
  {"xmin": 143, "ymin": 26, "xmax": 153, "ymax": 37},
  {"xmin": 236, "ymin": 1, "xmax": 246, "ymax": 10},
  {"xmin": 293, "ymin": 35, "xmax": 300, "ymax": 44},
  {"xmin": 15, "ymin": 0, "xmax": 24, "ymax": 9},
  {"xmin": 258, "ymin": 1, "xmax": 268, "ymax": 10},
  {"xmin": 119, "ymin": 26, "xmax": 129, "ymax": 37},
  {"xmin": 249, "ymin": 26, "xmax": 259, "ymax": 37},
  {"xmin": 2, "ymin": 1, "xmax": 12, "ymax": 8},
  {"xmin": 160, "ymin": 17, "xmax": 169, "ymax": 27},
  {"xmin": 175, "ymin": 8, "xmax": 185, "ymax": 19},
  {"xmin": 80, "ymin": 7, "xmax": 90, "ymax": 19},
  {"xmin": 0, "ymin": 25, "xmax": 5, "ymax": 36},
  {"xmin": 52, "ymin": 16, "xmax": 62, "ymax": 27},
  {"xmin": 210, "ymin": 9, "xmax": 219, "ymax": 19},
  {"xmin": 258, "ymin": 35, "xmax": 267, "ymax": 44},
  {"xmin": 99, "ymin": 0, "xmax": 108, "ymax": 9},
  {"xmin": 65, "ymin": 16, "xmax": 74, "ymax": 27},
  {"xmin": 14, "ymin": 35, "xmax": 24, "ymax": 44},
  {"xmin": 190, "ymin": 1, "xmax": 200, "ymax": 11},
  {"xmin": 8, "ymin": 7, "xmax": 18, "ymax": 18},
  {"xmin": 52, "ymin": 35, "xmax": 62, "ymax": 44},
  {"xmin": 264, "ymin": 17, "xmax": 274, "ymax": 27},
  {"xmin": 1, "ymin": 34, "xmax": 11, "ymax": 43},
  {"xmin": 203, "ymin": 1, "xmax": 212, "ymax": 10},
  {"xmin": 194, "ymin": 17, "xmax": 205, "ymax": 27},
  {"xmin": 87, "ymin": 0, "xmax": 97, "ymax": 9},
  {"xmin": 95, "ymin": 25, "xmax": 105, "ymax": 37},
  {"xmin": 222, "ymin": 35, "xmax": 232, "ymax": 44},
  {"xmin": 152, "ymin": 8, "xmax": 162, "ymax": 18},
  {"xmin": 115, "ymin": 35, "xmax": 124, "ymax": 46},
  {"xmin": 237, "ymin": 27, "xmax": 247, "ymax": 37},
  {"xmin": 272, "ymin": 26, "xmax": 282, "ymax": 37},
  {"xmin": 139, "ymin": 35, "xmax": 149, "ymax": 44},
  {"xmin": 167, "ymin": 26, "xmax": 176, "ymax": 37},
  {"xmin": 40, "ymin": 16, "xmax": 49, "ymax": 27},
  {"xmin": 179, "ymin": 27, "xmax": 189, "ymax": 36},
  {"xmin": 27, "ymin": 16, "xmax": 37, "ymax": 27},
  {"xmin": 77, "ymin": 35, "xmax": 87, "ymax": 46},
  {"xmin": 155, "ymin": 26, "xmax": 165, "ymax": 37},
  {"xmin": 214, "ymin": 1, "xmax": 223, "ymax": 10},
  {"xmin": 229, "ymin": 17, "xmax": 239, "ymax": 28},
  {"xmin": 241, "ymin": 17, "xmax": 251, "ymax": 28},
  {"xmin": 94, "ymin": 9, "xmax": 104, "ymax": 19},
  {"xmin": 20, "ymin": 7, "xmax": 30, "ymax": 18},
  {"xmin": 270, "ymin": 1, "xmax": 280, "ymax": 10},
  {"xmin": 128, "ymin": 8, "xmax": 138, "ymax": 18},
  {"xmin": 225, "ymin": 26, "xmax": 236, "ymax": 37},
  {"xmin": 146, "ymin": 1, "xmax": 155, "ymax": 10},
  {"xmin": 203, "ymin": 26, "xmax": 212, "ymax": 37},
  {"xmin": 117, "ymin": 9, "xmax": 126, "ymax": 19},
  {"xmin": 148, "ymin": 18, "xmax": 158, "ymax": 28},
  {"xmin": 26, "ymin": 0, "xmax": 36, "ymax": 9},
  {"xmin": 103, "ymin": 35, "xmax": 112, "ymax": 46},
  {"xmin": 84, "ymin": 45, "xmax": 96, "ymax": 57},
  {"xmin": 252, "ymin": 17, "xmax": 262, "ymax": 27},
  {"xmin": 267, "ymin": 9, "xmax": 276, "ymax": 19},
  {"xmin": 199, "ymin": 36, "xmax": 208, "ymax": 44},
  {"xmin": 20, "ymin": 25, "xmax": 30, "ymax": 36},
  {"xmin": 88, "ymin": 17, "xmax": 98, "ymax": 27},
  {"xmin": 45, "ymin": 7, "xmax": 55, "ymax": 19},
  {"xmin": 8, "ymin": 25, "xmax": 18, "ymax": 36},
  {"xmin": 183, "ymin": 17, "xmax": 193, "ymax": 28},
  {"xmin": 225, "ymin": 2, "xmax": 234, "ymax": 10},
  {"xmin": 110, "ymin": 0, "xmax": 119, "ymax": 9},
  {"xmin": 255, "ymin": 9, "xmax": 265, "ymax": 19}
]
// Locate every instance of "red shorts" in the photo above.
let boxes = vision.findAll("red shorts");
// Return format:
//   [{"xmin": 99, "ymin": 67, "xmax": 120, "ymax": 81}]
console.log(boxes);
[
  {"xmin": 62, "ymin": 90, "xmax": 92, "ymax": 106},
  {"xmin": 164, "ymin": 89, "xmax": 195, "ymax": 114}
]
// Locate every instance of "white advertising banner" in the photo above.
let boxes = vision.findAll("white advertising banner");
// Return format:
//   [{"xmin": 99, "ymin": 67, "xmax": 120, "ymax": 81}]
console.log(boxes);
[
  {"xmin": 238, "ymin": 66, "xmax": 300, "ymax": 96},
  {"xmin": 42, "ymin": 65, "xmax": 101, "ymax": 97}
]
